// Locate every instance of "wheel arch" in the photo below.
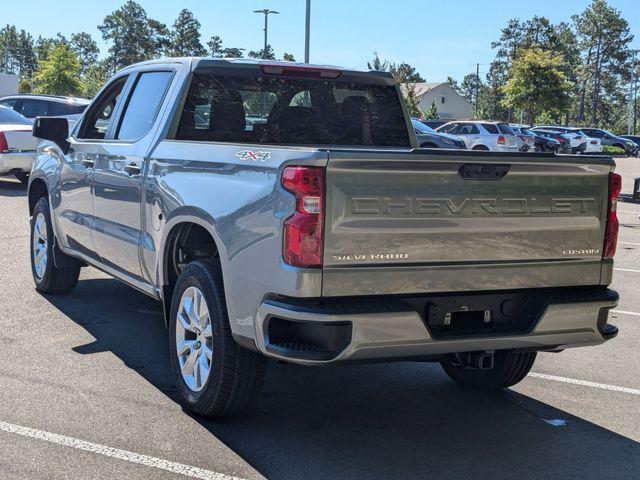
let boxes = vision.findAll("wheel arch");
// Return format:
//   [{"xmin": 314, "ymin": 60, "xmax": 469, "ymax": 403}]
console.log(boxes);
[
  {"xmin": 28, "ymin": 177, "xmax": 49, "ymax": 216},
  {"xmin": 158, "ymin": 211, "xmax": 228, "ymax": 326}
]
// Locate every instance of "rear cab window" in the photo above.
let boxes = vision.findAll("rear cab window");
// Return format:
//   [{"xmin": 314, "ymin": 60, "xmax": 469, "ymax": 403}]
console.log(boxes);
[{"xmin": 174, "ymin": 69, "xmax": 410, "ymax": 147}]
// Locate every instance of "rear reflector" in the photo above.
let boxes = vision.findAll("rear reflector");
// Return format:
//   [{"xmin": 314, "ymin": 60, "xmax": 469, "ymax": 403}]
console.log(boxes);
[
  {"xmin": 282, "ymin": 166, "xmax": 325, "ymax": 267},
  {"xmin": 261, "ymin": 64, "xmax": 342, "ymax": 79},
  {"xmin": 0, "ymin": 132, "xmax": 8, "ymax": 153},
  {"xmin": 603, "ymin": 172, "xmax": 622, "ymax": 259}
]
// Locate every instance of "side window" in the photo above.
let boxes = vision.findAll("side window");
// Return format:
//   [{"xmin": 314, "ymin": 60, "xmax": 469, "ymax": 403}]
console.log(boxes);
[
  {"xmin": 116, "ymin": 71, "xmax": 174, "ymax": 141},
  {"xmin": 20, "ymin": 99, "xmax": 49, "ymax": 118},
  {"xmin": 78, "ymin": 77, "xmax": 128, "ymax": 140},
  {"xmin": 482, "ymin": 123, "xmax": 499, "ymax": 134},
  {"xmin": 49, "ymin": 102, "xmax": 88, "ymax": 116},
  {"xmin": 441, "ymin": 123, "xmax": 457, "ymax": 133},
  {"xmin": 0, "ymin": 99, "xmax": 17, "ymax": 109}
]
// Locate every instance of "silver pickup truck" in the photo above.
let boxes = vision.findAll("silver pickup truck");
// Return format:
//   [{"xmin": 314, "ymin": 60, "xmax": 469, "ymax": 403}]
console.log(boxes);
[{"xmin": 28, "ymin": 58, "xmax": 621, "ymax": 418}]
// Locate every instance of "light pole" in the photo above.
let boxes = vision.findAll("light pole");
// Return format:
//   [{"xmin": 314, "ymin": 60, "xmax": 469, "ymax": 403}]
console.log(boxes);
[
  {"xmin": 305, "ymin": 0, "xmax": 311, "ymax": 63},
  {"xmin": 254, "ymin": 9, "xmax": 279, "ymax": 59},
  {"xmin": 628, "ymin": 50, "xmax": 639, "ymax": 135}
]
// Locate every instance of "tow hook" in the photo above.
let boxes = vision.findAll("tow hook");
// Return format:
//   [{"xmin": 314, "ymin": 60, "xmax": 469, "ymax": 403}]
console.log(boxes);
[{"xmin": 451, "ymin": 351, "xmax": 495, "ymax": 370}]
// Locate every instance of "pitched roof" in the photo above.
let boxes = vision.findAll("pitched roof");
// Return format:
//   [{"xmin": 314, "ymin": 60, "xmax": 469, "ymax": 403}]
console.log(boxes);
[{"xmin": 410, "ymin": 82, "xmax": 444, "ymax": 97}]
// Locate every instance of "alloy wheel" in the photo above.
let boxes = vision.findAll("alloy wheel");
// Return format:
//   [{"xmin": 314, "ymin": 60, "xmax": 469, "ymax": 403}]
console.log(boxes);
[
  {"xmin": 32, "ymin": 213, "xmax": 48, "ymax": 279},
  {"xmin": 175, "ymin": 286, "xmax": 214, "ymax": 392}
]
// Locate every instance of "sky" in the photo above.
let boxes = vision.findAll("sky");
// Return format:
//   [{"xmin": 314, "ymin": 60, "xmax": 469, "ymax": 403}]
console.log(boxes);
[{"xmin": 4, "ymin": 0, "xmax": 640, "ymax": 82}]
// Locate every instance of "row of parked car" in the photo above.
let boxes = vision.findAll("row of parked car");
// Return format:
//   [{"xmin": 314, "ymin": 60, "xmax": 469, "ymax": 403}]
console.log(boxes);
[
  {"xmin": 415, "ymin": 118, "xmax": 640, "ymax": 156},
  {"xmin": 0, "ymin": 94, "xmax": 90, "ymax": 183},
  {"xmin": 1, "ymin": 92, "xmax": 639, "ymax": 185}
]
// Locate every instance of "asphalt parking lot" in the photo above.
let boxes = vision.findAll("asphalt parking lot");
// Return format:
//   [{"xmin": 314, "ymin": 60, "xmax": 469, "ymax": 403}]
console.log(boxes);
[{"xmin": 0, "ymin": 157, "xmax": 639, "ymax": 480}]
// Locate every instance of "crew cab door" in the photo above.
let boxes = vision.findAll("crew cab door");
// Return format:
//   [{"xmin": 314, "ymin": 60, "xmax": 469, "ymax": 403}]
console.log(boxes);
[
  {"xmin": 91, "ymin": 70, "xmax": 175, "ymax": 282},
  {"xmin": 57, "ymin": 75, "xmax": 129, "ymax": 259}
]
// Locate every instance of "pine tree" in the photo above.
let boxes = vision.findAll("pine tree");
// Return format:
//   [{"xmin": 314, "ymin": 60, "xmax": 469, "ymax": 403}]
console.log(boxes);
[
  {"xmin": 167, "ymin": 9, "xmax": 207, "ymax": 57},
  {"xmin": 423, "ymin": 100, "xmax": 439, "ymax": 120},
  {"xmin": 70, "ymin": 32, "xmax": 99, "ymax": 76},
  {"xmin": 98, "ymin": 1, "xmax": 168, "ymax": 71}
]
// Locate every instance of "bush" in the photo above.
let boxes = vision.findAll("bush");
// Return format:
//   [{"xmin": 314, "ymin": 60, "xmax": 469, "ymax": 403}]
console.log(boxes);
[{"xmin": 603, "ymin": 145, "xmax": 626, "ymax": 155}]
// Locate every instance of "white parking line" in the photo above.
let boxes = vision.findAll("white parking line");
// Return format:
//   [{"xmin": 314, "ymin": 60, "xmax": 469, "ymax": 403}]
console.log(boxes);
[
  {"xmin": 614, "ymin": 268, "xmax": 640, "ymax": 273},
  {"xmin": 0, "ymin": 421, "xmax": 244, "ymax": 480},
  {"xmin": 528, "ymin": 373, "xmax": 640, "ymax": 396},
  {"xmin": 611, "ymin": 309, "xmax": 640, "ymax": 317},
  {"xmin": 618, "ymin": 241, "xmax": 640, "ymax": 246}
]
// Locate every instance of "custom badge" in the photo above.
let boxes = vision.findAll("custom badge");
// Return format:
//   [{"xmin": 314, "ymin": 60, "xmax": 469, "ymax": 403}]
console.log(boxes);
[{"xmin": 235, "ymin": 150, "xmax": 272, "ymax": 162}]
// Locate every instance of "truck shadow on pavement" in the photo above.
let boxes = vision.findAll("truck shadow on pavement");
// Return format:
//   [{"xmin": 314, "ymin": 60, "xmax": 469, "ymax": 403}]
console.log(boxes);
[
  {"xmin": 43, "ymin": 277, "xmax": 640, "ymax": 480},
  {"xmin": 0, "ymin": 178, "xmax": 27, "ymax": 197}
]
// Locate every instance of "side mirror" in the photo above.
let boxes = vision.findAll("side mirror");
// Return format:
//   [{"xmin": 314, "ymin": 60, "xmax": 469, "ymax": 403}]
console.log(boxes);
[{"xmin": 33, "ymin": 117, "xmax": 70, "ymax": 154}]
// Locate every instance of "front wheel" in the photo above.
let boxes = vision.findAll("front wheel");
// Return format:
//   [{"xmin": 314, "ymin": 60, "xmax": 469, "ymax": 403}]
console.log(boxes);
[
  {"xmin": 30, "ymin": 197, "xmax": 80, "ymax": 294},
  {"xmin": 440, "ymin": 350, "xmax": 536, "ymax": 391},
  {"xmin": 169, "ymin": 259, "xmax": 266, "ymax": 418}
]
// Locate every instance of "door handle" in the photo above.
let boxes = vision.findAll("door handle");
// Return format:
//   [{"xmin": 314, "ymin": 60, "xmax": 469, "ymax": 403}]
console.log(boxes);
[{"xmin": 124, "ymin": 163, "xmax": 141, "ymax": 176}]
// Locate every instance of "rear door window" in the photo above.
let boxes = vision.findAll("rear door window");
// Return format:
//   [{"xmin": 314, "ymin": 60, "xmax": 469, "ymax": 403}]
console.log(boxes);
[
  {"xmin": 497, "ymin": 123, "xmax": 515, "ymax": 135},
  {"xmin": 482, "ymin": 123, "xmax": 499, "ymax": 134},
  {"xmin": 116, "ymin": 71, "xmax": 174, "ymax": 141},
  {"xmin": 175, "ymin": 72, "xmax": 410, "ymax": 147},
  {"xmin": 20, "ymin": 99, "xmax": 49, "ymax": 118}
]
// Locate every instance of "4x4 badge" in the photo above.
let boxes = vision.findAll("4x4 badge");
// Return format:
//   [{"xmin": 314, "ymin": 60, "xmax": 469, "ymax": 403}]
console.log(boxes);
[{"xmin": 235, "ymin": 150, "xmax": 271, "ymax": 162}]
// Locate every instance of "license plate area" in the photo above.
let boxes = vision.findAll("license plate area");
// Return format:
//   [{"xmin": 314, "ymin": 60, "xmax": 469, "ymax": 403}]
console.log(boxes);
[{"xmin": 425, "ymin": 292, "xmax": 546, "ymax": 339}]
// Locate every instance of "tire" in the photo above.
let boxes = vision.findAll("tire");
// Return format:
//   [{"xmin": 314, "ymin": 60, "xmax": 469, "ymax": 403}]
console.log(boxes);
[
  {"xmin": 472, "ymin": 145, "xmax": 489, "ymax": 151},
  {"xmin": 440, "ymin": 350, "xmax": 537, "ymax": 391},
  {"xmin": 14, "ymin": 172, "xmax": 29, "ymax": 185},
  {"xmin": 533, "ymin": 144, "xmax": 543, "ymax": 152},
  {"xmin": 168, "ymin": 259, "xmax": 266, "ymax": 418},
  {"xmin": 30, "ymin": 197, "xmax": 80, "ymax": 294}
]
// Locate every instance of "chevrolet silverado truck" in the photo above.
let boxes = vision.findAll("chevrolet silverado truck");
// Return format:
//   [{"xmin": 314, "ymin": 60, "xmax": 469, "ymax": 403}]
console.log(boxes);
[{"xmin": 28, "ymin": 58, "xmax": 620, "ymax": 418}]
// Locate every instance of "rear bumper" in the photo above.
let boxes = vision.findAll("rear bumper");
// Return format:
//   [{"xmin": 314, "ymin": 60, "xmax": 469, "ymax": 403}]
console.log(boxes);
[
  {"xmin": 0, "ymin": 151, "xmax": 35, "ymax": 175},
  {"xmin": 254, "ymin": 287, "xmax": 619, "ymax": 365}
]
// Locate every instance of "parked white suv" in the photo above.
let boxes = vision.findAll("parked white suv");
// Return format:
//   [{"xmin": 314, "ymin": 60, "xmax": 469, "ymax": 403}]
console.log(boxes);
[
  {"xmin": 0, "ymin": 94, "xmax": 90, "ymax": 129},
  {"xmin": 436, "ymin": 121, "xmax": 518, "ymax": 152}
]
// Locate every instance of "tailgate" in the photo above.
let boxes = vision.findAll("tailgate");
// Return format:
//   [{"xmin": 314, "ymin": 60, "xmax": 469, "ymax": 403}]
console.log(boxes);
[{"xmin": 322, "ymin": 150, "xmax": 613, "ymax": 296}]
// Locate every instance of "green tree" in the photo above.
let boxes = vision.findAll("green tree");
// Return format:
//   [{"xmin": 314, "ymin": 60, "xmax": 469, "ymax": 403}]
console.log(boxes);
[
  {"xmin": 33, "ymin": 43, "xmax": 82, "ymax": 96},
  {"xmin": 390, "ymin": 62, "xmax": 424, "ymax": 83},
  {"xmin": 248, "ymin": 45, "xmax": 275, "ymax": 60},
  {"xmin": 82, "ymin": 62, "xmax": 110, "ymax": 98},
  {"xmin": 572, "ymin": 0, "xmax": 634, "ymax": 125},
  {"xmin": 423, "ymin": 100, "xmax": 439, "ymax": 120},
  {"xmin": 445, "ymin": 76, "xmax": 460, "ymax": 93},
  {"xmin": 367, "ymin": 52, "xmax": 389, "ymax": 71},
  {"xmin": 98, "ymin": 1, "xmax": 168, "ymax": 71},
  {"xmin": 70, "ymin": 32, "xmax": 99, "ymax": 76},
  {"xmin": 167, "ymin": 9, "xmax": 207, "ymax": 56},
  {"xmin": 403, "ymin": 84, "xmax": 422, "ymax": 117},
  {"xmin": 206, "ymin": 35, "xmax": 243, "ymax": 58},
  {"xmin": 0, "ymin": 26, "xmax": 37, "ymax": 76},
  {"xmin": 282, "ymin": 53, "xmax": 295, "ymax": 62},
  {"xmin": 35, "ymin": 35, "xmax": 68, "ymax": 63},
  {"xmin": 501, "ymin": 48, "xmax": 573, "ymax": 124}
]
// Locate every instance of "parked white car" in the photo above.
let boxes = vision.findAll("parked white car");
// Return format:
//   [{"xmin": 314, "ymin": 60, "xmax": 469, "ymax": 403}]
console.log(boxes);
[
  {"xmin": 437, "ymin": 121, "xmax": 518, "ymax": 152},
  {"xmin": 0, "ymin": 106, "xmax": 37, "ymax": 184},
  {"xmin": 0, "ymin": 94, "xmax": 90, "ymax": 130}
]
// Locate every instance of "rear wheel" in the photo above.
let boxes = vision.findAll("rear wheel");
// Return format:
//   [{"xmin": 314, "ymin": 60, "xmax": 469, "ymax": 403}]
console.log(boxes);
[
  {"xmin": 440, "ymin": 350, "xmax": 536, "ymax": 390},
  {"xmin": 472, "ymin": 145, "xmax": 489, "ymax": 151},
  {"xmin": 169, "ymin": 259, "xmax": 266, "ymax": 418},
  {"xmin": 30, "ymin": 197, "xmax": 80, "ymax": 294},
  {"xmin": 14, "ymin": 172, "xmax": 29, "ymax": 185},
  {"xmin": 533, "ymin": 144, "xmax": 543, "ymax": 152}
]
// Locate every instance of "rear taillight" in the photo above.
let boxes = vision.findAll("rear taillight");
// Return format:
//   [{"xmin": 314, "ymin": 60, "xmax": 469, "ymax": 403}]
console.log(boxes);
[
  {"xmin": 0, "ymin": 132, "xmax": 8, "ymax": 153},
  {"xmin": 282, "ymin": 166, "xmax": 325, "ymax": 267},
  {"xmin": 497, "ymin": 135, "xmax": 506, "ymax": 145},
  {"xmin": 590, "ymin": 140, "xmax": 598, "ymax": 145},
  {"xmin": 603, "ymin": 172, "xmax": 622, "ymax": 259}
]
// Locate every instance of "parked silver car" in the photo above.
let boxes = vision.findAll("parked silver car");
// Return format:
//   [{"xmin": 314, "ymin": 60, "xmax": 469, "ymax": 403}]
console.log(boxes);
[{"xmin": 437, "ymin": 121, "xmax": 518, "ymax": 151}]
